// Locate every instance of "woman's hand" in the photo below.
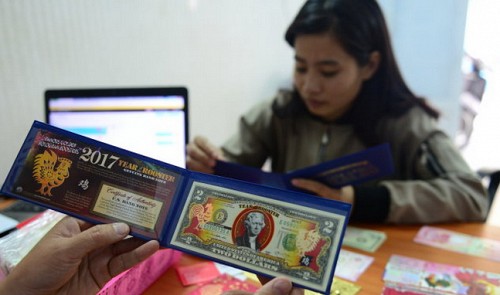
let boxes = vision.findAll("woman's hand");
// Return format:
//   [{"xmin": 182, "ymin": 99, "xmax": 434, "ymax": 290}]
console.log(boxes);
[
  {"xmin": 291, "ymin": 179, "xmax": 355, "ymax": 204},
  {"xmin": 0, "ymin": 216, "xmax": 160, "ymax": 295},
  {"xmin": 222, "ymin": 277, "xmax": 304, "ymax": 295},
  {"xmin": 187, "ymin": 136, "xmax": 225, "ymax": 173}
]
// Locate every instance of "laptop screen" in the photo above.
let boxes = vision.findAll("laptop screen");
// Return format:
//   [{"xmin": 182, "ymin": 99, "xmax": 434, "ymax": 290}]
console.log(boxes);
[{"xmin": 45, "ymin": 87, "xmax": 188, "ymax": 168}]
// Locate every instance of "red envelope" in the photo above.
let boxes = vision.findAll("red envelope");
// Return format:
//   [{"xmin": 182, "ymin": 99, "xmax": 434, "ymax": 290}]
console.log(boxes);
[{"xmin": 175, "ymin": 261, "xmax": 221, "ymax": 286}]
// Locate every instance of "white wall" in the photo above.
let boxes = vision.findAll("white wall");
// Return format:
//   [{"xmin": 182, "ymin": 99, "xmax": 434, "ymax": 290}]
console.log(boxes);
[
  {"xmin": 0, "ymin": 0, "xmax": 468, "ymax": 184},
  {"xmin": 459, "ymin": 0, "xmax": 500, "ymax": 170},
  {"xmin": 378, "ymin": 0, "xmax": 468, "ymax": 133}
]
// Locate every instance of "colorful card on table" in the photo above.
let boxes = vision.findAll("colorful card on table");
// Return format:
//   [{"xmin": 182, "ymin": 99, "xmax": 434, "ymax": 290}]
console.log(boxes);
[
  {"xmin": 383, "ymin": 254, "xmax": 500, "ymax": 295},
  {"xmin": 188, "ymin": 274, "xmax": 259, "ymax": 295},
  {"xmin": 303, "ymin": 277, "xmax": 363, "ymax": 295},
  {"xmin": 0, "ymin": 121, "xmax": 351, "ymax": 294},
  {"xmin": 414, "ymin": 226, "xmax": 500, "ymax": 262},
  {"xmin": 331, "ymin": 278, "xmax": 362, "ymax": 295},
  {"xmin": 335, "ymin": 249, "xmax": 374, "ymax": 282},
  {"xmin": 342, "ymin": 226, "xmax": 387, "ymax": 252},
  {"xmin": 214, "ymin": 143, "xmax": 394, "ymax": 190},
  {"xmin": 381, "ymin": 286, "xmax": 429, "ymax": 295}
]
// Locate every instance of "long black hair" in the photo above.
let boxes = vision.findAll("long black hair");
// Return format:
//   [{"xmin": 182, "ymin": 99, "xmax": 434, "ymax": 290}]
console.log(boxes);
[{"xmin": 278, "ymin": 0, "xmax": 439, "ymax": 145}]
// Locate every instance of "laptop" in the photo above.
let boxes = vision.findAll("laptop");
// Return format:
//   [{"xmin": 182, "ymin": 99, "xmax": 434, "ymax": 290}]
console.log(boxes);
[{"xmin": 44, "ymin": 87, "xmax": 189, "ymax": 168}]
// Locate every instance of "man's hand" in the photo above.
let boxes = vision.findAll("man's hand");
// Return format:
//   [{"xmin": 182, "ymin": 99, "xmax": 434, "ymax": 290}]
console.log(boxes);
[{"xmin": 0, "ymin": 216, "xmax": 159, "ymax": 295}]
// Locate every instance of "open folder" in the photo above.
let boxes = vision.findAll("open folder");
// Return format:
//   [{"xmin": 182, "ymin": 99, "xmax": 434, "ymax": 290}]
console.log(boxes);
[
  {"xmin": 1, "ymin": 121, "xmax": 351, "ymax": 294},
  {"xmin": 215, "ymin": 143, "xmax": 394, "ymax": 191}
]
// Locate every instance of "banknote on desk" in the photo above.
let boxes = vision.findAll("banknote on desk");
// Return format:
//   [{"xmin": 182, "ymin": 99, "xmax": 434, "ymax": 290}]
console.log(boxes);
[
  {"xmin": 343, "ymin": 226, "xmax": 387, "ymax": 252},
  {"xmin": 1, "ymin": 121, "xmax": 351, "ymax": 294}
]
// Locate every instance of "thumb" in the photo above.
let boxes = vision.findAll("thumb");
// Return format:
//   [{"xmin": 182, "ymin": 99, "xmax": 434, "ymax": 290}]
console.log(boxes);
[
  {"xmin": 67, "ymin": 222, "xmax": 130, "ymax": 256},
  {"xmin": 256, "ymin": 277, "xmax": 294, "ymax": 295}
]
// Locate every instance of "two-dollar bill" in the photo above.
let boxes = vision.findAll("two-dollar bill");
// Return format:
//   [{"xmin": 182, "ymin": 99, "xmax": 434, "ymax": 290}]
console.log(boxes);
[{"xmin": 1, "ymin": 121, "xmax": 351, "ymax": 294}]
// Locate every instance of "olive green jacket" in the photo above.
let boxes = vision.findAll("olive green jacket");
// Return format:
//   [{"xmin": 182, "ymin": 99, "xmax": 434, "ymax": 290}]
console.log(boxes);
[{"xmin": 222, "ymin": 91, "xmax": 489, "ymax": 224}]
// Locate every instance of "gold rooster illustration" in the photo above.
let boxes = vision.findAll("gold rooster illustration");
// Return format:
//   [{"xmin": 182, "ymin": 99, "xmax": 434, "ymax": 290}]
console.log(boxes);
[
  {"xmin": 32, "ymin": 149, "xmax": 72, "ymax": 196},
  {"xmin": 296, "ymin": 228, "xmax": 322, "ymax": 256},
  {"xmin": 188, "ymin": 203, "xmax": 213, "ymax": 230}
]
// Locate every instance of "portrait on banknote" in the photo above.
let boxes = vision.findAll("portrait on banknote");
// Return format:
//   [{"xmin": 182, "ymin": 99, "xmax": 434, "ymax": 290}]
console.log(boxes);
[{"xmin": 232, "ymin": 209, "xmax": 273, "ymax": 251}]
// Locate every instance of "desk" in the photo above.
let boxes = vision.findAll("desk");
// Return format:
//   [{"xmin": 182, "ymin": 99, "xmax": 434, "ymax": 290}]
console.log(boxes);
[
  {"xmin": 0, "ymin": 197, "xmax": 15, "ymax": 210},
  {"xmin": 143, "ymin": 223, "xmax": 500, "ymax": 294}
]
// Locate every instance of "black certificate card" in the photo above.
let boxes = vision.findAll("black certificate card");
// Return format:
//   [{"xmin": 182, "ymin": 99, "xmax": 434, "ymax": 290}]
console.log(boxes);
[{"xmin": 1, "ymin": 121, "xmax": 352, "ymax": 294}]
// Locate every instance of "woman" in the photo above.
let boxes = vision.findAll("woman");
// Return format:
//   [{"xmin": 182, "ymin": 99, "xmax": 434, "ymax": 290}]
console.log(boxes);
[{"xmin": 187, "ymin": 0, "xmax": 488, "ymax": 224}]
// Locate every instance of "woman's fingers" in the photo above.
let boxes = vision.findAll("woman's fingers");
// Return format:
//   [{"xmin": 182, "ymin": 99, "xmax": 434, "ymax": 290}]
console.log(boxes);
[{"xmin": 187, "ymin": 136, "xmax": 224, "ymax": 173}]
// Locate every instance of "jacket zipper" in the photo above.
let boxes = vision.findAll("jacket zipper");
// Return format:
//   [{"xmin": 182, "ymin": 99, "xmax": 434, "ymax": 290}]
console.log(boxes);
[{"xmin": 319, "ymin": 127, "xmax": 330, "ymax": 162}]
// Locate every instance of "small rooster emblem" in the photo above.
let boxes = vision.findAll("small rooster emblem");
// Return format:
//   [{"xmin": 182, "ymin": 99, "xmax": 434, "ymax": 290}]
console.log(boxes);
[{"xmin": 32, "ymin": 149, "xmax": 72, "ymax": 196}]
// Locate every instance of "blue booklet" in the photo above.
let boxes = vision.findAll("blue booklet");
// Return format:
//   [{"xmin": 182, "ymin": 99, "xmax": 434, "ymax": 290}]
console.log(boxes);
[
  {"xmin": 1, "ymin": 121, "xmax": 351, "ymax": 294},
  {"xmin": 215, "ymin": 143, "xmax": 394, "ymax": 191}
]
